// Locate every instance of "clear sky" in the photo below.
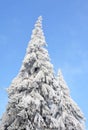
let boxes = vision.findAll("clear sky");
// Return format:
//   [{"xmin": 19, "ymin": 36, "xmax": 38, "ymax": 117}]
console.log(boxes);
[{"xmin": 0, "ymin": 0, "xmax": 88, "ymax": 129}]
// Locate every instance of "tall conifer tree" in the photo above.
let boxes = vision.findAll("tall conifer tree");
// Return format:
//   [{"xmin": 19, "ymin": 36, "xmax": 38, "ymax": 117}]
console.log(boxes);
[
  {"xmin": 57, "ymin": 69, "xmax": 85, "ymax": 130},
  {"xmin": 0, "ymin": 17, "xmax": 60, "ymax": 130},
  {"xmin": 0, "ymin": 17, "xmax": 85, "ymax": 130}
]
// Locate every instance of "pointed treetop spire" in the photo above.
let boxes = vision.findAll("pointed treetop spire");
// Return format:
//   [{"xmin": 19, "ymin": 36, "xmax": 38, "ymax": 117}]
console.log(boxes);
[
  {"xmin": 58, "ymin": 69, "xmax": 62, "ymax": 77},
  {"xmin": 57, "ymin": 69, "xmax": 70, "ymax": 95},
  {"xmin": 26, "ymin": 16, "xmax": 47, "ymax": 54},
  {"xmin": 37, "ymin": 16, "xmax": 42, "ymax": 22},
  {"xmin": 35, "ymin": 16, "xmax": 43, "ymax": 28},
  {"xmin": 58, "ymin": 69, "xmax": 65, "ymax": 82}
]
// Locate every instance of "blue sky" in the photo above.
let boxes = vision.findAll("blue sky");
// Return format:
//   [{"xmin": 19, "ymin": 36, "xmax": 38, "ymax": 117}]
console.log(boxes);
[{"xmin": 0, "ymin": 0, "xmax": 88, "ymax": 128}]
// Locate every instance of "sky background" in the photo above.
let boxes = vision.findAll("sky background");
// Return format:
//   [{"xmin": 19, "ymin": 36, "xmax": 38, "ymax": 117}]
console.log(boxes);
[{"xmin": 0, "ymin": 0, "xmax": 88, "ymax": 129}]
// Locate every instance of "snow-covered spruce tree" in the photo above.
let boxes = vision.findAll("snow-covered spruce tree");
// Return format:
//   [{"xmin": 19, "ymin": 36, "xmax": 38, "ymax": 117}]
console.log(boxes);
[
  {"xmin": 57, "ymin": 69, "xmax": 85, "ymax": 130},
  {"xmin": 0, "ymin": 16, "xmax": 61, "ymax": 130},
  {"xmin": 0, "ymin": 16, "xmax": 85, "ymax": 130}
]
